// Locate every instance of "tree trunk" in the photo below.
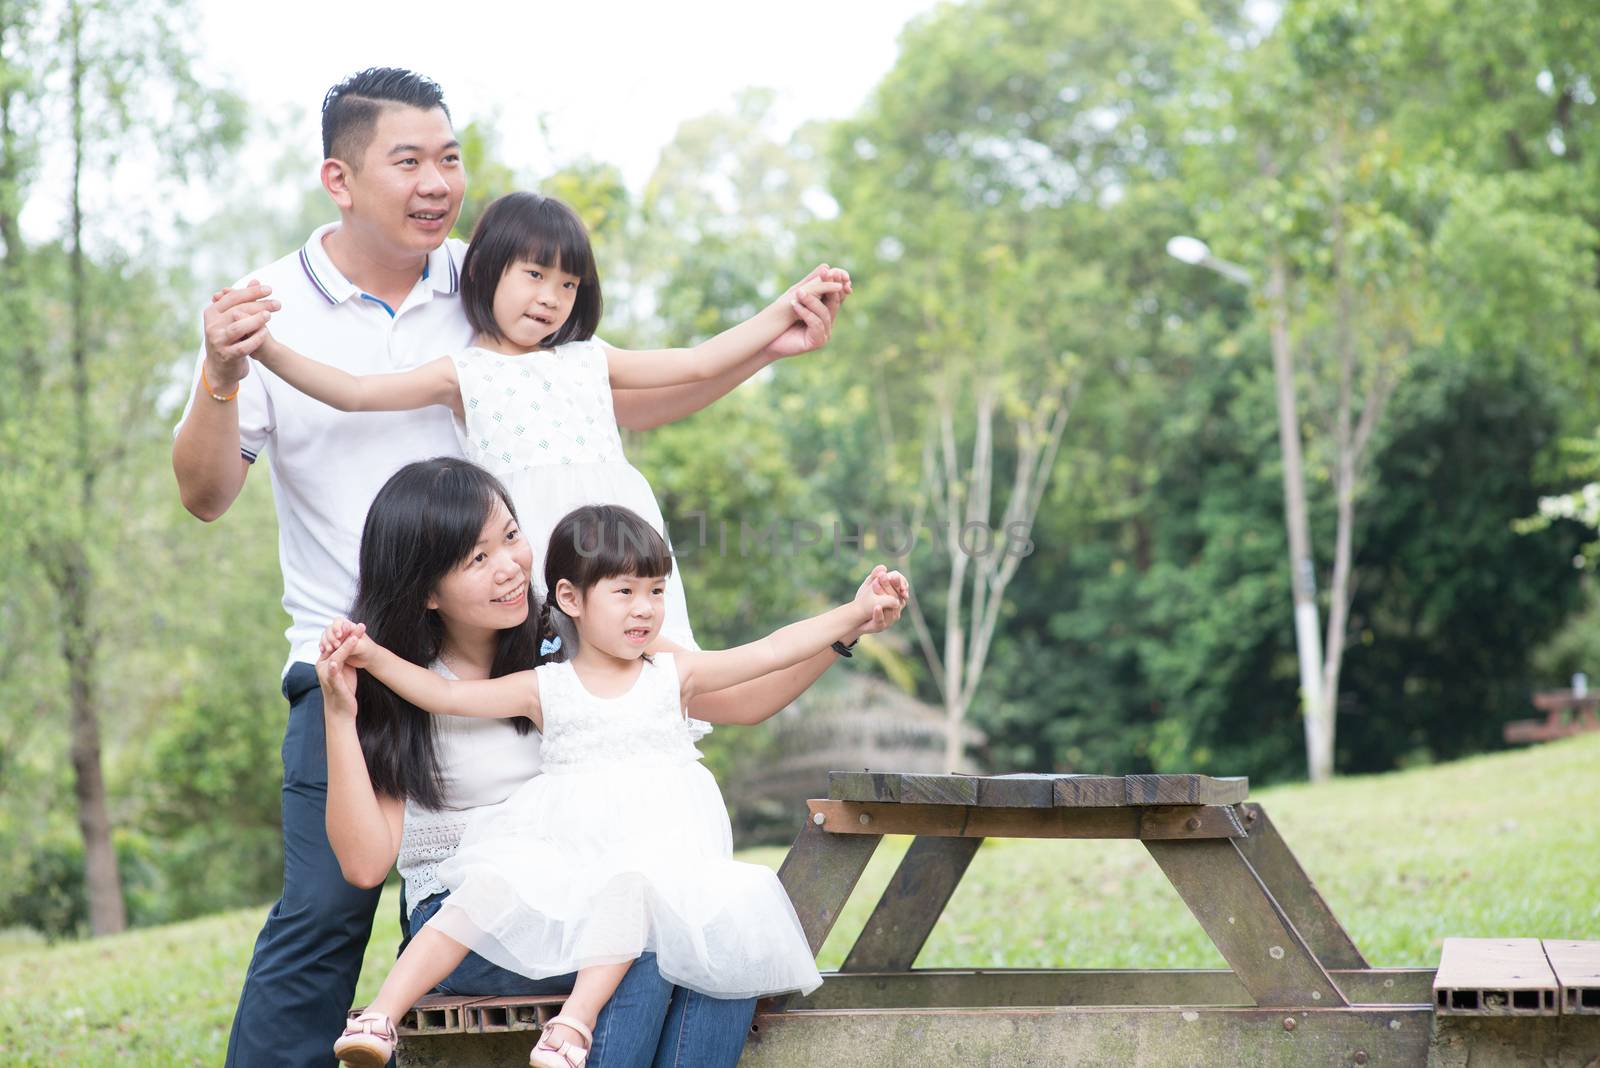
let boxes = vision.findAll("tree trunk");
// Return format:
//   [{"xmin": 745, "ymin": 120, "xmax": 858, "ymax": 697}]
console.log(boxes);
[
  {"xmin": 65, "ymin": 0, "xmax": 125, "ymax": 935},
  {"xmin": 1265, "ymin": 247, "xmax": 1331, "ymax": 783},
  {"xmin": 939, "ymin": 388, "xmax": 982, "ymax": 770},
  {"xmin": 1320, "ymin": 129, "xmax": 1356, "ymax": 772}
]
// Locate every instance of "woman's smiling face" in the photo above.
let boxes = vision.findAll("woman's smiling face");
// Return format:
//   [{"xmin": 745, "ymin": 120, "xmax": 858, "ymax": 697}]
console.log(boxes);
[{"xmin": 427, "ymin": 495, "xmax": 534, "ymax": 633}]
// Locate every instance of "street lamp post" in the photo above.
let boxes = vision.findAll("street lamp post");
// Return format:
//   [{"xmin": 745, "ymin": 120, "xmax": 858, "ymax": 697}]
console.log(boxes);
[{"xmin": 1167, "ymin": 235, "xmax": 1332, "ymax": 781}]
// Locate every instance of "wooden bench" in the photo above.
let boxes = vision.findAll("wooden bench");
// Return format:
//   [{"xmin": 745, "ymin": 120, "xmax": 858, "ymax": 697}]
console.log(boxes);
[
  {"xmin": 1503, "ymin": 688, "xmax": 1600, "ymax": 744},
  {"xmin": 1434, "ymin": 938, "xmax": 1600, "ymax": 1017}
]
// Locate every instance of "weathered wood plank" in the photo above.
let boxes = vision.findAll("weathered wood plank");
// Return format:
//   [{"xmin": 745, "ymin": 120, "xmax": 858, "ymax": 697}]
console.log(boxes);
[
  {"xmin": 827, "ymin": 772, "xmax": 1249, "ymax": 809},
  {"xmin": 1232, "ymin": 803, "xmax": 1367, "ymax": 970},
  {"xmin": 841, "ymin": 836, "xmax": 982, "ymax": 973},
  {"xmin": 893, "ymin": 773, "xmax": 979, "ymax": 806},
  {"xmin": 827, "ymin": 771, "xmax": 901, "ymax": 804},
  {"xmin": 973, "ymin": 773, "xmax": 1057, "ymax": 808},
  {"xmin": 1540, "ymin": 940, "xmax": 1600, "ymax": 1015},
  {"xmin": 1125, "ymin": 774, "xmax": 1249, "ymax": 806},
  {"xmin": 1051, "ymin": 775, "xmax": 1129, "ymax": 807},
  {"xmin": 742, "ymin": 1005, "xmax": 1433, "ymax": 1067},
  {"xmin": 1146, "ymin": 838, "xmax": 1347, "ymax": 1008},
  {"xmin": 1139, "ymin": 804, "xmax": 1248, "ymax": 840},
  {"xmin": 805, "ymin": 801, "xmax": 1245, "ymax": 840},
  {"xmin": 777, "ymin": 818, "xmax": 883, "ymax": 955},
  {"xmin": 795, "ymin": 968, "xmax": 1436, "ymax": 1010},
  {"xmin": 1433, "ymin": 937, "xmax": 1559, "ymax": 1016}
]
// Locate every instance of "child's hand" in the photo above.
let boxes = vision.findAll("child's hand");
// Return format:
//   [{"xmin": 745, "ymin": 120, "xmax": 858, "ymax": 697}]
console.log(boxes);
[
  {"xmin": 318, "ymin": 619, "xmax": 375, "ymax": 668},
  {"xmin": 851, "ymin": 564, "xmax": 909, "ymax": 631},
  {"xmin": 763, "ymin": 264, "xmax": 852, "ymax": 360},
  {"xmin": 790, "ymin": 275, "xmax": 847, "ymax": 304},
  {"xmin": 318, "ymin": 617, "xmax": 361, "ymax": 658},
  {"xmin": 212, "ymin": 284, "xmax": 279, "ymax": 362},
  {"xmin": 852, "ymin": 567, "xmax": 909, "ymax": 639},
  {"xmin": 317, "ymin": 629, "xmax": 364, "ymax": 724}
]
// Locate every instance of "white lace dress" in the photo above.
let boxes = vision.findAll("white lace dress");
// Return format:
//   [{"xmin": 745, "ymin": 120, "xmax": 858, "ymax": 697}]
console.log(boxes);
[
  {"xmin": 426, "ymin": 653, "xmax": 822, "ymax": 999},
  {"xmin": 451, "ymin": 340, "xmax": 695, "ymax": 650}
]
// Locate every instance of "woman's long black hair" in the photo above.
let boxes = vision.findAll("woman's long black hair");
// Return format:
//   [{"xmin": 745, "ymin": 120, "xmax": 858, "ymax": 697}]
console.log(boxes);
[{"xmin": 351, "ymin": 457, "xmax": 539, "ymax": 809}]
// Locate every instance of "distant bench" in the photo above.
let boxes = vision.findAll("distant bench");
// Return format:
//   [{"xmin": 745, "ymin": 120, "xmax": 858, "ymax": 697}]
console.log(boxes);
[{"xmin": 1504, "ymin": 688, "xmax": 1600, "ymax": 744}]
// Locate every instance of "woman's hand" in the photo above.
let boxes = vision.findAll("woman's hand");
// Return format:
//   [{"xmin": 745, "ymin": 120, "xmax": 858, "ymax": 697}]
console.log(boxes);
[
  {"xmin": 850, "ymin": 564, "xmax": 910, "ymax": 632},
  {"xmin": 317, "ymin": 628, "xmax": 364, "ymax": 724},
  {"xmin": 763, "ymin": 264, "xmax": 852, "ymax": 360},
  {"xmin": 853, "ymin": 568, "xmax": 909, "ymax": 639}
]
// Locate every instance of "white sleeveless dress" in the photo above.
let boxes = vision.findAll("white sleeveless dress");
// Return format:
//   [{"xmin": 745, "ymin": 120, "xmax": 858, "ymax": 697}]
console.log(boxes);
[
  {"xmin": 451, "ymin": 340, "xmax": 696, "ymax": 651},
  {"xmin": 426, "ymin": 653, "xmax": 822, "ymax": 999}
]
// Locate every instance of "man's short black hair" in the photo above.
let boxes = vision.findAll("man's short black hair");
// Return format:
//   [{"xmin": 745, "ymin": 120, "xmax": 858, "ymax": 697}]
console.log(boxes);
[{"xmin": 322, "ymin": 67, "xmax": 450, "ymax": 162}]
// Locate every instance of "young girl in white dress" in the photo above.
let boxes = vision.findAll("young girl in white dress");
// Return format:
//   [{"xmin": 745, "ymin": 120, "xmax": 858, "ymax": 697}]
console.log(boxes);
[
  {"xmin": 323, "ymin": 504, "xmax": 908, "ymax": 1067},
  {"xmin": 248, "ymin": 190, "xmax": 849, "ymax": 654}
]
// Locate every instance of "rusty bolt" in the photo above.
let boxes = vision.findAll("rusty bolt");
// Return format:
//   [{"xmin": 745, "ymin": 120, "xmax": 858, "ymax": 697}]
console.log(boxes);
[
  {"xmin": 1245, "ymin": 809, "xmax": 1258, "ymax": 823},
  {"xmin": 1185, "ymin": 817, "xmax": 1201, "ymax": 831},
  {"xmin": 1283, "ymin": 1017, "xmax": 1297, "ymax": 1032},
  {"xmin": 812, "ymin": 812, "xmax": 826, "ymax": 826},
  {"xmin": 1353, "ymin": 1053, "xmax": 1368, "ymax": 1065},
  {"xmin": 859, "ymin": 813, "xmax": 872, "ymax": 826}
]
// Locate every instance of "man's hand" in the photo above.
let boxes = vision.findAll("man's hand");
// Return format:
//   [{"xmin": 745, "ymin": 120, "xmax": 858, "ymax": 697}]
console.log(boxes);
[
  {"xmin": 762, "ymin": 263, "xmax": 852, "ymax": 360},
  {"xmin": 203, "ymin": 281, "xmax": 280, "ymax": 393}
]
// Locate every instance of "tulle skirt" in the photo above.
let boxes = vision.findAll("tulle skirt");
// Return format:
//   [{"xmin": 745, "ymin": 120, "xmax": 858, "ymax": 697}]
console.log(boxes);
[{"xmin": 428, "ymin": 760, "xmax": 822, "ymax": 999}]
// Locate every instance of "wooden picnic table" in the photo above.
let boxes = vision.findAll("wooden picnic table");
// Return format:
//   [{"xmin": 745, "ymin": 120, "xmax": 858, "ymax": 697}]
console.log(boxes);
[{"xmin": 395, "ymin": 771, "xmax": 1600, "ymax": 1067}]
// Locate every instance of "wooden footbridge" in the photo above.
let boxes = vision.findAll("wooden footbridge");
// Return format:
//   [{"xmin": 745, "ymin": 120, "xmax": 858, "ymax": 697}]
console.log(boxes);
[{"xmin": 394, "ymin": 772, "xmax": 1600, "ymax": 1066}]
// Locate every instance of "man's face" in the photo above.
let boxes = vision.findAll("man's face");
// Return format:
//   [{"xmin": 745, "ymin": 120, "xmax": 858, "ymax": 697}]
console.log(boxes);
[{"xmin": 341, "ymin": 105, "xmax": 465, "ymax": 258}]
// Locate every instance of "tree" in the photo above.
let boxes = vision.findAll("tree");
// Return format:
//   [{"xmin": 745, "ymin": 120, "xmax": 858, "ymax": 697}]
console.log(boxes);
[
  {"xmin": 811, "ymin": 0, "xmax": 1218, "ymax": 769},
  {"xmin": 0, "ymin": 0, "xmax": 240, "ymax": 935}
]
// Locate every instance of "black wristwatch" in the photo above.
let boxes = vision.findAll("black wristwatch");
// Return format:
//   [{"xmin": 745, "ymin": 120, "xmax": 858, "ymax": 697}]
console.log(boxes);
[{"xmin": 832, "ymin": 638, "xmax": 859, "ymax": 658}]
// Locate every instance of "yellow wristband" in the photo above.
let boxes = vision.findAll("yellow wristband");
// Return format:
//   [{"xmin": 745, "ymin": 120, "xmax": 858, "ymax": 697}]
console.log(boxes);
[{"xmin": 202, "ymin": 364, "xmax": 241, "ymax": 403}]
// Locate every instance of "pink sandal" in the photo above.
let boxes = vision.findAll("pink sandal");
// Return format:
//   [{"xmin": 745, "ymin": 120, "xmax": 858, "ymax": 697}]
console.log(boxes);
[
  {"xmin": 333, "ymin": 1010, "xmax": 398, "ymax": 1067},
  {"xmin": 530, "ymin": 1014, "xmax": 594, "ymax": 1067}
]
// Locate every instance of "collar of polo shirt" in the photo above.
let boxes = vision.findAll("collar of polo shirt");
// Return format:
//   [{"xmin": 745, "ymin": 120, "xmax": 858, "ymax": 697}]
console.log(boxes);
[{"xmin": 298, "ymin": 221, "xmax": 461, "ymax": 311}]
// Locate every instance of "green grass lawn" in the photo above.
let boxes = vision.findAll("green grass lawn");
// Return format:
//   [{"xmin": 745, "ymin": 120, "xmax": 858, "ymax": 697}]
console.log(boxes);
[{"xmin": 4, "ymin": 733, "xmax": 1598, "ymax": 1066}]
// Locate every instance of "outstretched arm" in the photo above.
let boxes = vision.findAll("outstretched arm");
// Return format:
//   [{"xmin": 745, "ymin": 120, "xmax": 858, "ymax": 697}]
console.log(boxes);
[
  {"xmin": 663, "ymin": 571, "xmax": 906, "ymax": 726},
  {"xmin": 676, "ymin": 567, "xmax": 907, "ymax": 719},
  {"xmin": 611, "ymin": 266, "xmax": 850, "ymax": 430},
  {"xmin": 603, "ymin": 274, "xmax": 842, "ymax": 390},
  {"xmin": 336, "ymin": 621, "xmax": 543, "ymax": 725},
  {"xmin": 254, "ymin": 335, "xmax": 464, "ymax": 419}
]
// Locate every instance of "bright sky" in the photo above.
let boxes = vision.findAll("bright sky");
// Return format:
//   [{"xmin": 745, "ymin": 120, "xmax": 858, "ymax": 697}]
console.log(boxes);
[
  {"xmin": 199, "ymin": 0, "xmax": 940, "ymax": 192},
  {"xmin": 21, "ymin": 1, "xmax": 939, "ymax": 250}
]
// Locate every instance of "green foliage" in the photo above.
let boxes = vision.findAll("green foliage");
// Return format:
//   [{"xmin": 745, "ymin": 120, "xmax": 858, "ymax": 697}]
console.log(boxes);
[{"xmin": 6, "ymin": 0, "xmax": 1600, "ymax": 937}]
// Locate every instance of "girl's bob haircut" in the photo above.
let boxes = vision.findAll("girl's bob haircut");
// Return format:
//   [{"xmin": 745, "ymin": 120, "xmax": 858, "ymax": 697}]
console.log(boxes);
[
  {"xmin": 460, "ymin": 191, "xmax": 602, "ymax": 348},
  {"xmin": 539, "ymin": 505, "xmax": 673, "ymax": 657}
]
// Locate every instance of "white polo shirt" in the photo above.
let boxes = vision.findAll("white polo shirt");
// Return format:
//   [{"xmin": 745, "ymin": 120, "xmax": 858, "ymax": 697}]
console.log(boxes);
[{"xmin": 176, "ymin": 223, "xmax": 473, "ymax": 672}]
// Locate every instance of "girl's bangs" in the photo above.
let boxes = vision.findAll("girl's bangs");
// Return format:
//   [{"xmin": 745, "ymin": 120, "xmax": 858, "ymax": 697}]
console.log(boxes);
[{"xmin": 520, "ymin": 207, "xmax": 596, "ymax": 282}]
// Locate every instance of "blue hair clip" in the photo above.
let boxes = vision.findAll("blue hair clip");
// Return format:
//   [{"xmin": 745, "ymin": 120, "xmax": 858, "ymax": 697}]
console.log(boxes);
[{"xmin": 540, "ymin": 636, "xmax": 563, "ymax": 657}]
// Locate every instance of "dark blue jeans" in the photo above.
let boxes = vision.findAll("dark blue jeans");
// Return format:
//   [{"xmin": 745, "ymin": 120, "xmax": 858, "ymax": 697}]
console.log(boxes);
[
  {"xmin": 226, "ymin": 663, "xmax": 382, "ymax": 1068},
  {"xmin": 410, "ymin": 892, "xmax": 756, "ymax": 1067}
]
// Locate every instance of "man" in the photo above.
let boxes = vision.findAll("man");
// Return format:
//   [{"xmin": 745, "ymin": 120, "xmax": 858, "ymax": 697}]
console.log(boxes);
[{"xmin": 173, "ymin": 67, "xmax": 848, "ymax": 1066}]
